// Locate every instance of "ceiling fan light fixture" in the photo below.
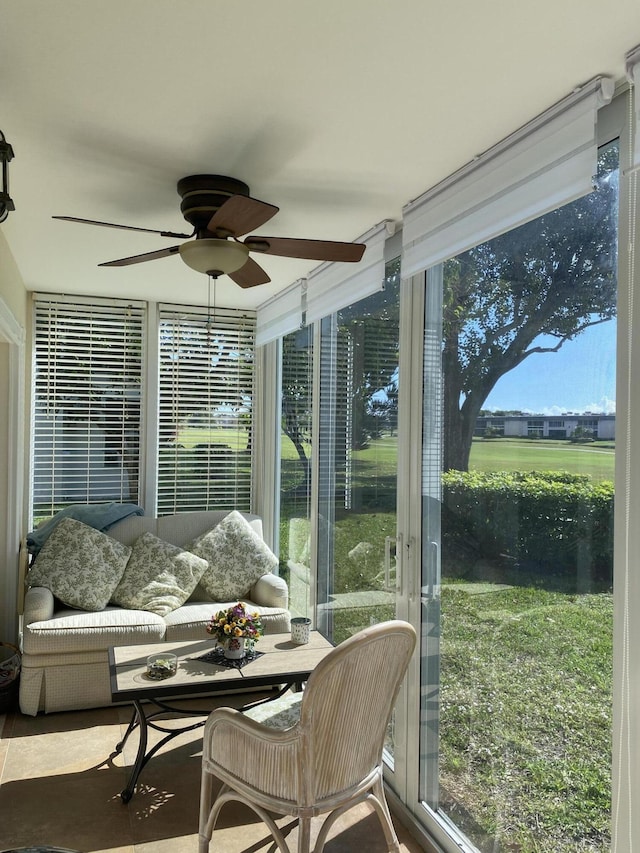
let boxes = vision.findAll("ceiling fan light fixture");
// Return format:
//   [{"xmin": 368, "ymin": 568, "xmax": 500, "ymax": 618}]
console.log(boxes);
[{"xmin": 179, "ymin": 238, "xmax": 249, "ymax": 276}]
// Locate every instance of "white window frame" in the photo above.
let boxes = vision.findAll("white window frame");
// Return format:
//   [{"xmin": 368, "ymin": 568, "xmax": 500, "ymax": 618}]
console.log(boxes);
[{"xmin": 0, "ymin": 295, "xmax": 25, "ymax": 644}]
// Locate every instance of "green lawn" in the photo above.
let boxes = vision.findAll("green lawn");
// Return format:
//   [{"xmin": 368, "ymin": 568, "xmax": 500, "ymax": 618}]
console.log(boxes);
[
  {"xmin": 282, "ymin": 433, "xmax": 615, "ymax": 483},
  {"xmin": 470, "ymin": 437, "xmax": 615, "ymax": 482},
  {"xmin": 176, "ymin": 425, "xmax": 251, "ymax": 452},
  {"xmin": 277, "ymin": 431, "xmax": 614, "ymax": 851},
  {"xmin": 440, "ymin": 584, "xmax": 612, "ymax": 852},
  {"xmin": 192, "ymin": 426, "xmax": 613, "ymax": 850}
]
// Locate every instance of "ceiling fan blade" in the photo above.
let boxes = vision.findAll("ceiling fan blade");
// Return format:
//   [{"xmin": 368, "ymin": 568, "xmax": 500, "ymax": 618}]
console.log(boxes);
[
  {"xmin": 228, "ymin": 256, "xmax": 271, "ymax": 288},
  {"xmin": 244, "ymin": 236, "xmax": 366, "ymax": 263},
  {"xmin": 99, "ymin": 246, "xmax": 181, "ymax": 267},
  {"xmin": 207, "ymin": 195, "xmax": 279, "ymax": 238},
  {"xmin": 53, "ymin": 215, "xmax": 192, "ymax": 239}
]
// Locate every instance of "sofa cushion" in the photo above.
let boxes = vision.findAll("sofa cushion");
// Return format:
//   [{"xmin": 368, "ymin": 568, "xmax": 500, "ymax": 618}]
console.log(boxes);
[
  {"xmin": 110, "ymin": 532, "xmax": 208, "ymax": 616},
  {"xmin": 27, "ymin": 518, "xmax": 131, "ymax": 611},
  {"xmin": 190, "ymin": 510, "xmax": 279, "ymax": 601},
  {"xmin": 23, "ymin": 606, "xmax": 166, "ymax": 654}
]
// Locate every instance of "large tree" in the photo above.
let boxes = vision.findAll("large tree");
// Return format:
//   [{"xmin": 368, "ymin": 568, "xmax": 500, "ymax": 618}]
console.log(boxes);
[
  {"xmin": 280, "ymin": 152, "xmax": 617, "ymax": 477},
  {"xmin": 281, "ymin": 268, "xmax": 400, "ymax": 489},
  {"xmin": 443, "ymin": 149, "xmax": 618, "ymax": 471}
]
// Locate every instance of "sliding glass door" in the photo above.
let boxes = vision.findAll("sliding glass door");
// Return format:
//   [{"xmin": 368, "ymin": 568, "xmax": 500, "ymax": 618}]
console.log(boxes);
[
  {"xmin": 270, "ymin": 86, "xmax": 630, "ymax": 852},
  {"xmin": 277, "ymin": 260, "xmax": 404, "ymax": 766},
  {"xmin": 315, "ymin": 262, "xmax": 401, "ymax": 648},
  {"xmin": 415, "ymin": 143, "xmax": 618, "ymax": 852},
  {"xmin": 274, "ymin": 142, "xmax": 619, "ymax": 848}
]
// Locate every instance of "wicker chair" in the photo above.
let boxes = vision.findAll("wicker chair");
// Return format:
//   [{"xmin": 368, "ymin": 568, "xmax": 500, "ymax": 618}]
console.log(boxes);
[{"xmin": 198, "ymin": 619, "xmax": 417, "ymax": 853}]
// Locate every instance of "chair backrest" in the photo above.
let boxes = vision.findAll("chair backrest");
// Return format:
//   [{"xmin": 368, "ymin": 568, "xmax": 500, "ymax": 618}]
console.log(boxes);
[{"xmin": 297, "ymin": 620, "xmax": 416, "ymax": 804}]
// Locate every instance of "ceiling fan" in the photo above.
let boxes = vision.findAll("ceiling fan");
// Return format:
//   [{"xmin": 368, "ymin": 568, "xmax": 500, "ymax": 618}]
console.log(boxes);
[{"xmin": 53, "ymin": 174, "xmax": 366, "ymax": 288}]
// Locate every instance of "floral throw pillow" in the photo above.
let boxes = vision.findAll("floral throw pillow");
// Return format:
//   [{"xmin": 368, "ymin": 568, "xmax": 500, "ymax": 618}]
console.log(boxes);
[
  {"xmin": 190, "ymin": 510, "xmax": 279, "ymax": 601},
  {"xmin": 111, "ymin": 532, "xmax": 208, "ymax": 616},
  {"xmin": 243, "ymin": 691, "xmax": 302, "ymax": 730},
  {"xmin": 27, "ymin": 518, "xmax": 131, "ymax": 611}
]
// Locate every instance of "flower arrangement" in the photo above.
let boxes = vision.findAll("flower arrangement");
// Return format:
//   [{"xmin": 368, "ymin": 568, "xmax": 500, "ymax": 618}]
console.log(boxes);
[{"xmin": 206, "ymin": 602, "xmax": 264, "ymax": 645}]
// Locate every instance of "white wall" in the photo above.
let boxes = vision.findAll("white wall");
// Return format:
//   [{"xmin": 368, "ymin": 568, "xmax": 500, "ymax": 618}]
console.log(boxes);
[
  {"xmin": 0, "ymin": 228, "xmax": 26, "ymax": 643},
  {"xmin": 0, "ymin": 230, "xmax": 26, "ymax": 326}
]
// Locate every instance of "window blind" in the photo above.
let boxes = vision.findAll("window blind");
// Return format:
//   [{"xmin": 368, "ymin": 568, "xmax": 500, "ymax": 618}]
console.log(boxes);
[
  {"xmin": 157, "ymin": 304, "xmax": 256, "ymax": 516},
  {"xmin": 305, "ymin": 220, "xmax": 392, "ymax": 324},
  {"xmin": 402, "ymin": 77, "xmax": 614, "ymax": 277},
  {"xmin": 32, "ymin": 296, "xmax": 144, "ymax": 521},
  {"xmin": 255, "ymin": 221, "xmax": 394, "ymax": 345},
  {"xmin": 255, "ymin": 279, "xmax": 304, "ymax": 347}
]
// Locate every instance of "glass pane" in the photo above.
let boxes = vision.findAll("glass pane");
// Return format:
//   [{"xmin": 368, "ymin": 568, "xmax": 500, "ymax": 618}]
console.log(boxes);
[
  {"xmin": 313, "ymin": 259, "xmax": 401, "ymax": 760},
  {"xmin": 32, "ymin": 300, "xmax": 144, "ymax": 524},
  {"xmin": 157, "ymin": 307, "xmax": 254, "ymax": 515},
  {"xmin": 316, "ymin": 259, "xmax": 400, "ymax": 645},
  {"xmin": 420, "ymin": 143, "xmax": 618, "ymax": 852},
  {"xmin": 279, "ymin": 325, "xmax": 314, "ymax": 618}
]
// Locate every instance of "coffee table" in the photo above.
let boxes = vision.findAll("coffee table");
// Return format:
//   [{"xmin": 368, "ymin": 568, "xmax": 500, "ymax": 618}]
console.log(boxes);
[{"xmin": 108, "ymin": 631, "xmax": 333, "ymax": 801}]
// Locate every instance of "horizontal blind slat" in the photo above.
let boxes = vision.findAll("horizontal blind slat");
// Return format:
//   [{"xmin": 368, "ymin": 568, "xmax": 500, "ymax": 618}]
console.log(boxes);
[
  {"xmin": 32, "ymin": 298, "xmax": 144, "ymax": 519},
  {"xmin": 156, "ymin": 307, "xmax": 255, "ymax": 516}
]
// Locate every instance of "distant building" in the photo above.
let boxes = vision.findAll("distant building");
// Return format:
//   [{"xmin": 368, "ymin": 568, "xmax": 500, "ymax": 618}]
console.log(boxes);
[{"xmin": 475, "ymin": 413, "xmax": 615, "ymax": 440}]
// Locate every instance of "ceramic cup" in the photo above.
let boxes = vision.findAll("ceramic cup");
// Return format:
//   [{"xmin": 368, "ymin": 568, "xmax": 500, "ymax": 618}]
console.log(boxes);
[{"xmin": 291, "ymin": 617, "xmax": 312, "ymax": 645}]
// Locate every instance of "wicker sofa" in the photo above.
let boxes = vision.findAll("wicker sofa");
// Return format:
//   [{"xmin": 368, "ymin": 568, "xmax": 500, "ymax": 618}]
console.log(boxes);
[{"xmin": 19, "ymin": 509, "xmax": 290, "ymax": 715}]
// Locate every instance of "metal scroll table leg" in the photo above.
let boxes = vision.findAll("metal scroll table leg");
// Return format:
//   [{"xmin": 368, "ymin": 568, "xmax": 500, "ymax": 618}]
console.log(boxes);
[
  {"xmin": 120, "ymin": 699, "xmax": 148, "ymax": 803},
  {"xmin": 113, "ymin": 706, "xmax": 139, "ymax": 755},
  {"xmin": 118, "ymin": 698, "xmax": 209, "ymax": 802}
]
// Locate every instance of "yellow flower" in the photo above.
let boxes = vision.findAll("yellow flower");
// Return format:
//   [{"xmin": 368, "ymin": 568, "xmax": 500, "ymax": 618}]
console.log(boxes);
[
  {"xmin": 233, "ymin": 626, "xmax": 243, "ymax": 637},
  {"xmin": 223, "ymin": 624, "xmax": 232, "ymax": 635}
]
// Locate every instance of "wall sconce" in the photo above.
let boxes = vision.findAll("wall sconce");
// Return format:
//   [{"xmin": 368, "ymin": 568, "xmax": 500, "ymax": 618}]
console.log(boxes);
[{"xmin": 0, "ymin": 130, "xmax": 15, "ymax": 223}]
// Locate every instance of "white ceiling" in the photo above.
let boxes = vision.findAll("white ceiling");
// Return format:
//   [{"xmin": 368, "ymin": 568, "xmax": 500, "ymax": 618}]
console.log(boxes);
[{"xmin": 1, "ymin": 0, "xmax": 639, "ymax": 311}]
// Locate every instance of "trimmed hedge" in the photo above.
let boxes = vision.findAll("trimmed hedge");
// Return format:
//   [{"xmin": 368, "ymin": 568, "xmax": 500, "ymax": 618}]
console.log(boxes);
[{"xmin": 442, "ymin": 470, "xmax": 614, "ymax": 585}]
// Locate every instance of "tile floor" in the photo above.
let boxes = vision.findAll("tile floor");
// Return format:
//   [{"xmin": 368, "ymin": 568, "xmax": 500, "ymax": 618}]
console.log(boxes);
[{"xmin": 0, "ymin": 695, "xmax": 427, "ymax": 853}]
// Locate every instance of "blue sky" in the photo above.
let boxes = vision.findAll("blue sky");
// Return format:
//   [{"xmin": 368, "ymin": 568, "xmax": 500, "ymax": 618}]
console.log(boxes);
[{"xmin": 483, "ymin": 319, "xmax": 616, "ymax": 415}]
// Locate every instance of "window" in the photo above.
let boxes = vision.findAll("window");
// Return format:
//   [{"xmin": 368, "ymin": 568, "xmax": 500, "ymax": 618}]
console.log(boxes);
[
  {"xmin": 267, "ymin": 82, "xmax": 633, "ymax": 853},
  {"xmin": 527, "ymin": 418, "xmax": 544, "ymax": 437},
  {"xmin": 157, "ymin": 304, "xmax": 255, "ymax": 515},
  {"xmin": 31, "ymin": 296, "xmax": 256, "ymax": 524},
  {"xmin": 420, "ymin": 142, "xmax": 617, "ymax": 852},
  {"xmin": 315, "ymin": 260, "xmax": 400, "ymax": 643},
  {"xmin": 32, "ymin": 296, "xmax": 144, "ymax": 524},
  {"xmin": 279, "ymin": 325, "xmax": 314, "ymax": 618}
]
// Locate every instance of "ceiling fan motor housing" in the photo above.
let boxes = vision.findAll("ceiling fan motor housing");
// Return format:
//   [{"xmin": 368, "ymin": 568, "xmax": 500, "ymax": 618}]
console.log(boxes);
[{"xmin": 177, "ymin": 174, "xmax": 250, "ymax": 232}]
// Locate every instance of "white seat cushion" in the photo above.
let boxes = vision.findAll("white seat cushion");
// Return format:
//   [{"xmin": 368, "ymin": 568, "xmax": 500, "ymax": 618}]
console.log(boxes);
[{"xmin": 23, "ymin": 606, "xmax": 166, "ymax": 654}]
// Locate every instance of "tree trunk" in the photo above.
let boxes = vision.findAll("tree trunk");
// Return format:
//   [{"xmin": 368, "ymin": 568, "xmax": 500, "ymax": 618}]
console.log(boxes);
[
  {"xmin": 289, "ymin": 432, "xmax": 310, "ymax": 490},
  {"xmin": 442, "ymin": 314, "xmax": 471, "ymax": 472}
]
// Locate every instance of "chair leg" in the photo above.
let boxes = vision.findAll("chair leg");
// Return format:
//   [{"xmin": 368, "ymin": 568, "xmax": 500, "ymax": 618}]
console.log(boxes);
[
  {"xmin": 208, "ymin": 785, "xmax": 293, "ymax": 853},
  {"xmin": 370, "ymin": 778, "xmax": 400, "ymax": 853},
  {"xmin": 314, "ymin": 802, "xmax": 358, "ymax": 853},
  {"xmin": 297, "ymin": 816, "xmax": 312, "ymax": 853},
  {"xmin": 198, "ymin": 769, "xmax": 216, "ymax": 853}
]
